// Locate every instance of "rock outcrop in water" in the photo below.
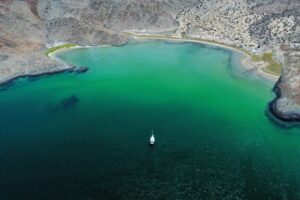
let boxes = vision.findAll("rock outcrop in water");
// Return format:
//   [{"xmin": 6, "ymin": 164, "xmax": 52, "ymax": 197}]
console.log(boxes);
[
  {"xmin": 0, "ymin": 0, "xmax": 299, "ymax": 121},
  {"xmin": 270, "ymin": 43, "xmax": 300, "ymax": 121}
]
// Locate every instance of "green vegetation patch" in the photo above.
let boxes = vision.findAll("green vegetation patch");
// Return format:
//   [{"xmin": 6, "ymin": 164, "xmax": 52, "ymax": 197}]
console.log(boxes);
[
  {"xmin": 45, "ymin": 44, "xmax": 77, "ymax": 56},
  {"xmin": 251, "ymin": 52, "xmax": 281, "ymax": 76}
]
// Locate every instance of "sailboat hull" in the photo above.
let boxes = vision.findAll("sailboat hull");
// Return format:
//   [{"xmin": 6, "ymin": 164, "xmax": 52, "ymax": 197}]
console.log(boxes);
[{"xmin": 149, "ymin": 134, "xmax": 155, "ymax": 146}]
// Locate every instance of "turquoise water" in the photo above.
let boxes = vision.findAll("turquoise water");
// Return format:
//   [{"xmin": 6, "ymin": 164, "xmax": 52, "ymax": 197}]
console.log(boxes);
[{"xmin": 0, "ymin": 40, "xmax": 300, "ymax": 200}]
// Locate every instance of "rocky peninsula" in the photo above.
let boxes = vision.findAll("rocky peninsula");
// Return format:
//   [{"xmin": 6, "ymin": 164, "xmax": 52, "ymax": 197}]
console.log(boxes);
[{"xmin": 0, "ymin": 0, "xmax": 299, "ymax": 121}]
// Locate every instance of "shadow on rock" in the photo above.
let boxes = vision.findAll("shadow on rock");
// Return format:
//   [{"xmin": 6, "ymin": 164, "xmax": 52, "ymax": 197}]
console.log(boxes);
[{"xmin": 265, "ymin": 109, "xmax": 300, "ymax": 129}]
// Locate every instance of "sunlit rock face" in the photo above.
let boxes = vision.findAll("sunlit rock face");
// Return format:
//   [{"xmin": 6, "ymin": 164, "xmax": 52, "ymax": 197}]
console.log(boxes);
[
  {"xmin": 271, "ymin": 43, "xmax": 300, "ymax": 121},
  {"xmin": 0, "ymin": 0, "xmax": 300, "ymax": 120}
]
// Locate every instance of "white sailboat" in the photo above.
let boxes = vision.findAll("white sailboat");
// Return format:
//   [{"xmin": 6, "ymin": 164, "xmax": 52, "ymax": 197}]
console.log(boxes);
[{"xmin": 149, "ymin": 127, "xmax": 155, "ymax": 145}]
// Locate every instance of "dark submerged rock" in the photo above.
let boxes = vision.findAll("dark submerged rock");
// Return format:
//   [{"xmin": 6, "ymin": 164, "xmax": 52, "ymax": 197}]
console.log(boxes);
[
  {"xmin": 0, "ymin": 67, "xmax": 75, "ymax": 88},
  {"xmin": 73, "ymin": 66, "xmax": 89, "ymax": 74},
  {"xmin": 61, "ymin": 95, "xmax": 79, "ymax": 109}
]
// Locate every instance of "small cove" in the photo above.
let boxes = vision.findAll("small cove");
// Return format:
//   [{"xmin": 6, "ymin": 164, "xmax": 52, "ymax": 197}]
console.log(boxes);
[{"xmin": 0, "ymin": 40, "xmax": 299, "ymax": 200}]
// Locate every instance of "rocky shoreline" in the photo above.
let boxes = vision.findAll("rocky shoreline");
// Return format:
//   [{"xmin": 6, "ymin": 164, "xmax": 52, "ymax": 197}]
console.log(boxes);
[
  {"xmin": 271, "ymin": 43, "xmax": 300, "ymax": 122},
  {"xmin": 0, "ymin": 67, "xmax": 72, "ymax": 88},
  {"xmin": 0, "ymin": 64, "xmax": 90, "ymax": 88},
  {"xmin": 269, "ymin": 78, "xmax": 300, "ymax": 122}
]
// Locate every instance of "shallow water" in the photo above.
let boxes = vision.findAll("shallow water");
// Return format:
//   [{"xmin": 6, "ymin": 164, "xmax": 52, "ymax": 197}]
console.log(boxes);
[{"xmin": 0, "ymin": 40, "xmax": 299, "ymax": 200}]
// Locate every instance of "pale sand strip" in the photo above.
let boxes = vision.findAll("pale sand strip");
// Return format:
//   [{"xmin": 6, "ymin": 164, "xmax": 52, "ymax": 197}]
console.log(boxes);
[
  {"xmin": 47, "ymin": 32, "xmax": 279, "ymax": 82},
  {"xmin": 124, "ymin": 32, "xmax": 279, "ymax": 82}
]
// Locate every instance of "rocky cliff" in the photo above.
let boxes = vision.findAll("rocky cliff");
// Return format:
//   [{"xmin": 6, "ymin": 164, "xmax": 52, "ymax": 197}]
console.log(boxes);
[{"xmin": 0, "ymin": 0, "xmax": 299, "ymax": 122}]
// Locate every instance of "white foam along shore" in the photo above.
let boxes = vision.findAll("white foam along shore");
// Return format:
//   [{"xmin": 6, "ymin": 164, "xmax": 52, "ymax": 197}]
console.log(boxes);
[
  {"xmin": 48, "ymin": 44, "xmax": 111, "ymax": 67},
  {"xmin": 48, "ymin": 45, "xmax": 87, "ymax": 62}
]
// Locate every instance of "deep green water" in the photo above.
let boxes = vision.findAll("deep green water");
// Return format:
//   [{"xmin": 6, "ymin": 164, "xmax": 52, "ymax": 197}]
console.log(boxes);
[{"xmin": 0, "ymin": 41, "xmax": 300, "ymax": 200}]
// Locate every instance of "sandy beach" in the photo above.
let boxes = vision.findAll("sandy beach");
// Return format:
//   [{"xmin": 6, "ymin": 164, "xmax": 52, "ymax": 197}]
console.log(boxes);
[
  {"xmin": 123, "ymin": 32, "xmax": 280, "ymax": 82},
  {"xmin": 46, "ymin": 32, "xmax": 280, "ymax": 84}
]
